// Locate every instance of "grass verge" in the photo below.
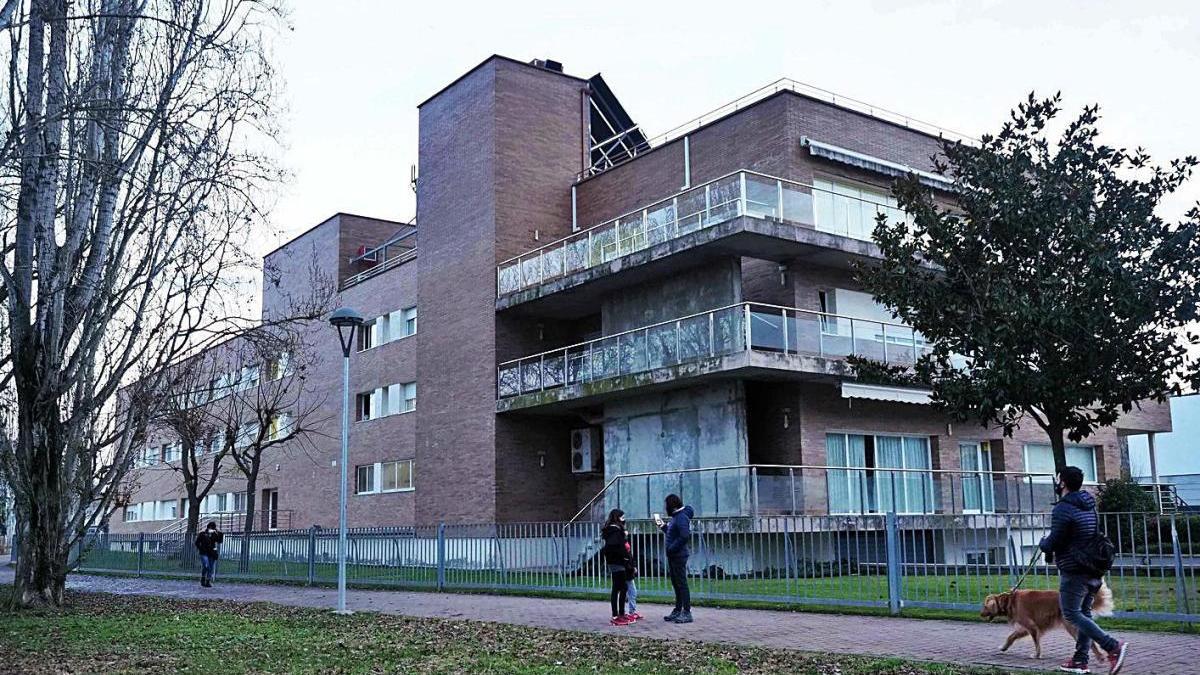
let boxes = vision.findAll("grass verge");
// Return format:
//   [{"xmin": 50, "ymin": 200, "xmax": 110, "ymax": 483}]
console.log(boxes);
[{"xmin": 0, "ymin": 585, "xmax": 1025, "ymax": 674}]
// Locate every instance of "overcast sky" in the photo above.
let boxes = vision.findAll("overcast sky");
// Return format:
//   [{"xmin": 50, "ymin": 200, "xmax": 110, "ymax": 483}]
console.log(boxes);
[
  {"xmin": 269, "ymin": 0, "xmax": 1199, "ymax": 472},
  {"xmin": 270, "ymin": 0, "xmax": 1199, "ymax": 240}
]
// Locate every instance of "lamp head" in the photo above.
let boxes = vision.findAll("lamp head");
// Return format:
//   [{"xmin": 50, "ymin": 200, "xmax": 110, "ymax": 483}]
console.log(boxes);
[{"xmin": 329, "ymin": 307, "xmax": 365, "ymax": 357}]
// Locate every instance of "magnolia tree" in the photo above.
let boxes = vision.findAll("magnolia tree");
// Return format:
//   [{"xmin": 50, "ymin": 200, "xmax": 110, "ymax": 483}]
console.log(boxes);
[
  {"xmin": 0, "ymin": 0, "xmax": 290, "ymax": 607},
  {"xmin": 857, "ymin": 94, "xmax": 1200, "ymax": 471}
]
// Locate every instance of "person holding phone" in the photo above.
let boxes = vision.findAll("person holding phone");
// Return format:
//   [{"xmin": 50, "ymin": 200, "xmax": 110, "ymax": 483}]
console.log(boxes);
[
  {"xmin": 602, "ymin": 509, "xmax": 634, "ymax": 625},
  {"xmin": 658, "ymin": 493, "xmax": 694, "ymax": 623}
]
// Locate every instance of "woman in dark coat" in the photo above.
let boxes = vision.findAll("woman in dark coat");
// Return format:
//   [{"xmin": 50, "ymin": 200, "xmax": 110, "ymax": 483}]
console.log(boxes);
[{"xmin": 601, "ymin": 508, "xmax": 635, "ymax": 625}]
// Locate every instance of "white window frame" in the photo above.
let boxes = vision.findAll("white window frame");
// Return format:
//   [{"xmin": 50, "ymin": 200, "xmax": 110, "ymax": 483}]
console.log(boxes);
[
  {"xmin": 357, "ymin": 382, "xmax": 415, "ymax": 421},
  {"xmin": 825, "ymin": 432, "xmax": 935, "ymax": 515},
  {"xmin": 355, "ymin": 459, "xmax": 415, "ymax": 495},
  {"xmin": 1022, "ymin": 443, "xmax": 1098, "ymax": 484},
  {"xmin": 958, "ymin": 441, "xmax": 995, "ymax": 514}
]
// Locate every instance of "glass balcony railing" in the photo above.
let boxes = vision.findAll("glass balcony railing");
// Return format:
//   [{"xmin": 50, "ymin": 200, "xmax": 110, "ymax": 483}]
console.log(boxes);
[
  {"xmin": 495, "ymin": 170, "xmax": 909, "ymax": 297},
  {"xmin": 497, "ymin": 302, "xmax": 931, "ymax": 401}
]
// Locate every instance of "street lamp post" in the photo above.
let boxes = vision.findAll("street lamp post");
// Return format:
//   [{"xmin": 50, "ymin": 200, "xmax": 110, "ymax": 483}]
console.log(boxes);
[{"xmin": 329, "ymin": 307, "xmax": 364, "ymax": 614}]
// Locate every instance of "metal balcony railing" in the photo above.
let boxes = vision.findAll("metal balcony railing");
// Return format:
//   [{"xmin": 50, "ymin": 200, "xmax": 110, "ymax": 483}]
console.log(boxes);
[
  {"xmin": 570, "ymin": 464, "xmax": 1062, "ymax": 524},
  {"xmin": 497, "ymin": 302, "xmax": 930, "ymax": 400},
  {"xmin": 495, "ymin": 170, "xmax": 908, "ymax": 297},
  {"xmin": 580, "ymin": 77, "xmax": 978, "ymax": 179}
]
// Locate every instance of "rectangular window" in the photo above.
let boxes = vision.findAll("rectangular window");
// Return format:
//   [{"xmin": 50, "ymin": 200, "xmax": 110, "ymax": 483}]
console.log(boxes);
[
  {"xmin": 402, "ymin": 382, "xmax": 416, "ymax": 413},
  {"xmin": 381, "ymin": 460, "xmax": 414, "ymax": 492},
  {"xmin": 1023, "ymin": 444, "xmax": 1098, "ymax": 483},
  {"xmin": 356, "ymin": 464, "xmax": 376, "ymax": 494},
  {"xmin": 268, "ymin": 351, "xmax": 292, "ymax": 381},
  {"xmin": 232, "ymin": 492, "xmax": 247, "ymax": 513},
  {"xmin": 813, "ymin": 177, "xmax": 906, "ymax": 242},
  {"xmin": 825, "ymin": 432, "xmax": 934, "ymax": 514},
  {"xmin": 356, "ymin": 392, "xmax": 374, "ymax": 421},
  {"xmin": 267, "ymin": 413, "xmax": 292, "ymax": 441},
  {"xmin": 401, "ymin": 306, "xmax": 417, "ymax": 338},
  {"xmin": 124, "ymin": 506, "xmax": 139, "ymax": 522},
  {"xmin": 959, "ymin": 442, "xmax": 995, "ymax": 513},
  {"xmin": 357, "ymin": 318, "xmax": 379, "ymax": 351},
  {"xmin": 161, "ymin": 442, "xmax": 181, "ymax": 463},
  {"xmin": 157, "ymin": 499, "xmax": 178, "ymax": 520}
]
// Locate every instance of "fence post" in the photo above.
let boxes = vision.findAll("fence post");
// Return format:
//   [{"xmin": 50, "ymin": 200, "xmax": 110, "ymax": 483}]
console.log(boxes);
[
  {"xmin": 136, "ymin": 532, "xmax": 145, "ymax": 577},
  {"xmin": 306, "ymin": 526, "xmax": 317, "ymax": 586},
  {"xmin": 884, "ymin": 512, "xmax": 902, "ymax": 616},
  {"xmin": 436, "ymin": 523, "xmax": 446, "ymax": 592},
  {"xmin": 1170, "ymin": 513, "xmax": 1191, "ymax": 617},
  {"xmin": 750, "ymin": 466, "xmax": 759, "ymax": 523}
]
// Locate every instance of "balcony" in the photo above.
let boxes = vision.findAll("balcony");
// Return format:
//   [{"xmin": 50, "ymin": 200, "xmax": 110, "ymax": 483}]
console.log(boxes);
[
  {"xmin": 496, "ymin": 302, "xmax": 930, "ymax": 412},
  {"xmin": 495, "ymin": 170, "xmax": 908, "ymax": 315}
]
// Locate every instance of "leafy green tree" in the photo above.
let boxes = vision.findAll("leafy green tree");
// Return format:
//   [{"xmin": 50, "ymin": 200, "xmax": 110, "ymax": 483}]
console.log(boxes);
[
  {"xmin": 857, "ymin": 94, "xmax": 1200, "ymax": 471},
  {"xmin": 1096, "ymin": 477, "xmax": 1156, "ymax": 514}
]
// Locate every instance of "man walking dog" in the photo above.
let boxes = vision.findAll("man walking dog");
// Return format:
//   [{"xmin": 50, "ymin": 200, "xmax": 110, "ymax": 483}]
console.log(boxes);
[{"xmin": 1039, "ymin": 466, "xmax": 1127, "ymax": 674}]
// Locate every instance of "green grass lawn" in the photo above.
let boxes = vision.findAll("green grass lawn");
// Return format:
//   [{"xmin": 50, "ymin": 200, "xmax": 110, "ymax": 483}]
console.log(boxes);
[{"xmin": 0, "ymin": 586, "xmax": 1025, "ymax": 674}]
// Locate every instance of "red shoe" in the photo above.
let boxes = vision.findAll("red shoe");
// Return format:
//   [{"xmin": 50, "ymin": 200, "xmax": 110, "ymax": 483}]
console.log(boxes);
[
  {"xmin": 1058, "ymin": 660, "xmax": 1090, "ymax": 674},
  {"xmin": 628, "ymin": 612, "xmax": 643, "ymax": 621},
  {"xmin": 610, "ymin": 615, "xmax": 632, "ymax": 626},
  {"xmin": 1107, "ymin": 641, "xmax": 1128, "ymax": 675}
]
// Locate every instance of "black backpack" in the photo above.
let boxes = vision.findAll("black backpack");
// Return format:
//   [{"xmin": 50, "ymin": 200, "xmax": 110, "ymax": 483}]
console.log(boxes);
[{"xmin": 1077, "ymin": 507, "xmax": 1116, "ymax": 576}]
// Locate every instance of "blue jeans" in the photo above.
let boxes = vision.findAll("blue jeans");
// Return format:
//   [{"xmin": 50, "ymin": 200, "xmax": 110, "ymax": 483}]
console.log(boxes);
[
  {"xmin": 627, "ymin": 578, "xmax": 638, "ymax": 613},
  {"xmin": 1060, "ymin": 573, "xmax": 1117, "ymax": 663},
  {"xmin": 200, "ymin": 554, "xmax": 217, "ymax": 584}
]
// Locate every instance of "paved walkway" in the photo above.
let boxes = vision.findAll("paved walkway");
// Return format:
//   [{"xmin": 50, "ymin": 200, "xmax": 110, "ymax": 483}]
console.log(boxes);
[{"xmin": 3, "ymin": 566, "xmax": 1197, "ymax": 673}]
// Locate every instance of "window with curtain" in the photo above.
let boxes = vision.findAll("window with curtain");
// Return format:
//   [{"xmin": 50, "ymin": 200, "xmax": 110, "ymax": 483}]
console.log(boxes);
[
  {"xmin": 812, "ymin": 177, "xmax": 906, "ymax": 241},
  {"xmin": 960, "ymin": 442, "xmax": 995, "ymax": 513},
  {"xmin": 1023, "ymin": 444, "xmax": 1097, "ymax": 483},
  {"xmin": 826, "ymin": 432, "xmax": 934, "ymax": 514}
]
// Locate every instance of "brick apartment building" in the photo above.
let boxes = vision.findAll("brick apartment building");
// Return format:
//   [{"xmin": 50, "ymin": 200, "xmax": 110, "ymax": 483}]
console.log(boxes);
[{"xmin": 111, "ymin": 55, "xmax": 1172, "ymax": 534}]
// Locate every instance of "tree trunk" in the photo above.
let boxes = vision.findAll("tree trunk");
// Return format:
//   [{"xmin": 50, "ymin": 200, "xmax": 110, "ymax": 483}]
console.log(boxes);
[
  {"xmin": 1048, "ymin": 423, "xmax": 1068, "ymax": 474},
  {"xmin": 240, "ymin": 475, "xmax": 257, "ymax": 573},
  {"xmin": 182, "ymin": 499, "xmax": 202, "ymax": 570},
  {"xmin": 10, "ymin": 516, "xmax": 68, "ymax": 608}
]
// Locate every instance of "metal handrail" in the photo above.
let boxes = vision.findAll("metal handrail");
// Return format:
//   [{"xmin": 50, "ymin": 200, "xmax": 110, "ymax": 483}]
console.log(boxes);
[
  {"xmin": 341, "ymin": 248, "xmax": 418, "ymax": 290},
  {"xmin": 580, "ymin": 78, "xmax": 978, "ymax": 179},
  {"xmin": 497, "ymin": 301, "xmax": 920, "ymax": 370},
  {"xmin": 497, "ymin": 168, "xmax": 899, "ymax": 272},
  {"xmin": 567, "ymin": 462, "xmax": 1056, "ymax": 526}
]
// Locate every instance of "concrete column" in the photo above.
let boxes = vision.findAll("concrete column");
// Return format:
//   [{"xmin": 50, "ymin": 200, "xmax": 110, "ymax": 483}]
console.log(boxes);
[{"xmin": 1148, "ymin": 432, "xmax": 1161, "ymax": 513}]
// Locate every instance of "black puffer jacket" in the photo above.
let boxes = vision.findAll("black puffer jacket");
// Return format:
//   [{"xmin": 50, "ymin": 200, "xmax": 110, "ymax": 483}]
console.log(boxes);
[
  {"xmin": 1039, "ymin": 489, "xmax": 1100, "ymax": 577},
  {"xmin": 601, "ymin": 523, "xmax": 628, "ymax": 566}
]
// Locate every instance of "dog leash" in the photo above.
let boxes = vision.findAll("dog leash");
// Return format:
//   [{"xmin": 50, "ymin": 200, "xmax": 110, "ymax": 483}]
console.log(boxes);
[{"xmin": 1009, "ymin": 549, "xmax": 1043, "ymax": 592}]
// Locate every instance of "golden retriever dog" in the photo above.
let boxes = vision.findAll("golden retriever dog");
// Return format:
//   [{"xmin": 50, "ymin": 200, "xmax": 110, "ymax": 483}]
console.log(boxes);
[{"xmin": 979, "ymin": 582, "xmax": 1112, "ymax": 659}]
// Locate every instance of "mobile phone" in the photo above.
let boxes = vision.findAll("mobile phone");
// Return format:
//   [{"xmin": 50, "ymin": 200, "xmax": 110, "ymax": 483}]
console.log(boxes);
[{"xmin": 653, "ymin": 513, "xmax": 663, "ymax": 525}]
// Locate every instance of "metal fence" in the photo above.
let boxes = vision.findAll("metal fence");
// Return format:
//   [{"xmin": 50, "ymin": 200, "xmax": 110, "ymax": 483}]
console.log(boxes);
[{"xmin": 78, "ymin": 511, "xmax": 1198, "ymax": 623}]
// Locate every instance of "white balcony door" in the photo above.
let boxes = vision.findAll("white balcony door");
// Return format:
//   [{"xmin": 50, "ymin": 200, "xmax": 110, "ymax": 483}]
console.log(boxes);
[{"xmin": 960, "ymin": 442, "xmax": 995, "ymax": 513}]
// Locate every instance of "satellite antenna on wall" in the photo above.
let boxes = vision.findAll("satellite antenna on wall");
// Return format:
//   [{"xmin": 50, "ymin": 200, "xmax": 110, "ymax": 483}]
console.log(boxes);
[{"xmin": 410, "ymin": 164, "xmax": 417, "ymax": 194}]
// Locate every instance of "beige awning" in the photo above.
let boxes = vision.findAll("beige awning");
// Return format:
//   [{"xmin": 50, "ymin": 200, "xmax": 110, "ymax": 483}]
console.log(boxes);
[{"xmin": 840, "ymin": 382, "xmax": 933, "ymax": 405}]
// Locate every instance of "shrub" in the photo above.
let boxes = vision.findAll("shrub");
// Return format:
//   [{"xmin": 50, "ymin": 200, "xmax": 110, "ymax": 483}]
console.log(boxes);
[{"xmin": 1097, "ymin": 477, "xmax": 1156, "ymax": 514}]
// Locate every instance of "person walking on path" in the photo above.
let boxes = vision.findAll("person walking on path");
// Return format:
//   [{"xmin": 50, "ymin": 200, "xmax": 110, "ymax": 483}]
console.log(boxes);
[
  {"xmin": 602, "ymin": 509, "xmax": 634, "ymax": 625},
  {"xmin": 657, "ymin": 493, "xmax": 693, "ymax": 624},
  {"xmin": 1039, "ymin": 466, "xmax": 1128, "ymax": 675},
  {"xmin": 195, "ymin": 522, "xmax": 224, "ymax": 588}
]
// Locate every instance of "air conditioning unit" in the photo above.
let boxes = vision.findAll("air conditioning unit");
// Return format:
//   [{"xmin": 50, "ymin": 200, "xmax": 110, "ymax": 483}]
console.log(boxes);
[{"xmin": 570, "ymin": 427, "xmax": 602, "ymax": 474}]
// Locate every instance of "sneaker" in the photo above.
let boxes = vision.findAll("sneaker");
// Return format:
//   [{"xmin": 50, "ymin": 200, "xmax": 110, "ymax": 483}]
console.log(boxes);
[
  {"xmin": 671, "ymin": 610, "xmax": 693, "ymax": 624},
  {"xmin": 663, "ymin": 610, "xmax": 680, "ymax": 622},
  {"xmin": 1107, "ymin": 641, "xmax": 1128, "ymax": 675},
  {"xmin": 1058, "ymin": 661, "xmax": 1090, "ymax": 674},
  {"xmin": 628, "ymin": 612, "xmax": 643, "ymax": 621},
  {"xmin": 621, "ymin": 613, "xmax": 637, "ymax": 623},
  {"xmin": 609, "ymin": 615, "xmax": 632, "ymax": 626}
]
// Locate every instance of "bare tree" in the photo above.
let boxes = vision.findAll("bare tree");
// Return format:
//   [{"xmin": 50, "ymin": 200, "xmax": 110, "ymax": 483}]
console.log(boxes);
[
  {"xmin": 147, "ymin": 349, "xmax": 237, "ymax": 547},
  {"xmin": 0, "ymin": 0, "xmax": 290, "ymax": 607},
  {"xmin": 211, "ymin": 330, "xmax": 326, "ymax": 571}
]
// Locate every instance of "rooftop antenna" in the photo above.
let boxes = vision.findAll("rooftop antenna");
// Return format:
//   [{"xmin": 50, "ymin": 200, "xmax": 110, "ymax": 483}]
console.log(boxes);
[{"xmin": 410, "ymin": 164, "xmax": 418, "ymax": 194}]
